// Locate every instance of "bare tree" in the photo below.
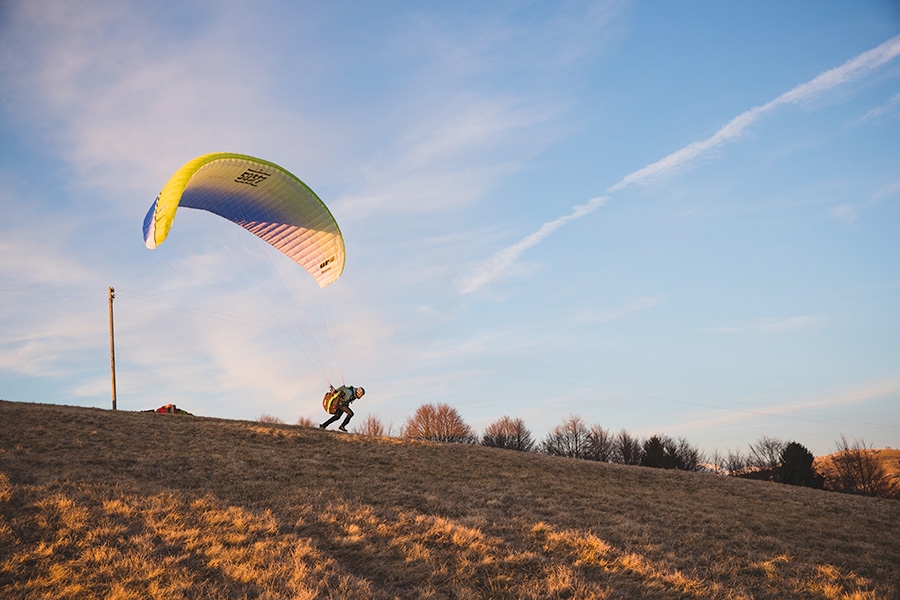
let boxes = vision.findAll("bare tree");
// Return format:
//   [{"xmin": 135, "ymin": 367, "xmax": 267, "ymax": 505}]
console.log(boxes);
[
  {"xmin": 748, "ymin": 436, "xmax": 787, "ymax": 472},
  {"xmin": 402, "ymin": 403, "xmax": 476, "ymax": 443},
  {"xmin": 586, "ymin": 424, "xmax": 614, "ymax": 462},
  {"xmin": 674, "ymin": 436, "xmax": 703, "ymax": 472},
  {"xmin": 824, "ymin": 436, "xmax": 899, "ymax": 499},
  {"xmin": 542, "ymin": 415, "xmax": 590, "ymax": 459},
  {"xmin": 708, "ymin": 449, "xmax": 728, "ymax": 475},
  {"xmin": 724, "ymin": 449, "xmax": 750, "ymax": 477},
  {"xmin": 612, "ymin": 429, "xmax": 642, "ymax": 465},
  {"xmin": 482, "ymin": 416, "xmax": 535, "ymax": 452}
]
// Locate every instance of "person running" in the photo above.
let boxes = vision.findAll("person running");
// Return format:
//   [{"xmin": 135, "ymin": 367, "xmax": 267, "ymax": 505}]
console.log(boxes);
[{"xmin": 320, "ymin": 385, "xmax": 365, "ymax": 432}]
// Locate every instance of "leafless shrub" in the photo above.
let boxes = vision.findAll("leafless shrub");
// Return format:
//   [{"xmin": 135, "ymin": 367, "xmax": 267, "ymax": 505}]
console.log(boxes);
[
  {"xmin": 257, "ymin": 414, "xmax": 284, "ymax": 424},
  {"xmin": 356, "ymin": 414, "xmax": 392, "ymax": 437},
  {"xmin": 824, "ymin": 436, "xmax": 900, "ymax": 499},
  {"xmin": 402, "ymin": 403, "xmax": 476, "ymax": 443},
  {"xmin": 296, "ymin": 416, "xmax": 317, "ymax": 427},
  {"xmin": 482, "ymin": 416, "xmax": 535, "ymax": 452}
]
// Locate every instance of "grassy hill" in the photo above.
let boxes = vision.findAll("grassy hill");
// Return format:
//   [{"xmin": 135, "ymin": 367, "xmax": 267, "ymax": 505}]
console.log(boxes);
[{"xmin": 1, "ymin": 400, "xmax": 898, "ymax": 599}]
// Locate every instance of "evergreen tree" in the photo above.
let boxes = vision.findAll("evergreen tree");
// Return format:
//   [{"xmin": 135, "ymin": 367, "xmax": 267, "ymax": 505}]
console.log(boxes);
[
  {"xmin": 640, "ymin": 435, "xmax": 669, "ymax": 468},
  {"xmin": 779, "ymin": 441, "xmax": 824, "ymax": 488}
]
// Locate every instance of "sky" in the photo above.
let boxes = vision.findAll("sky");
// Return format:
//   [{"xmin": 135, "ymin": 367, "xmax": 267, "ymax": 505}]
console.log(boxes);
[{"xmin": 1, "ymin": 1, "xmax": 899, "ymax": 457}]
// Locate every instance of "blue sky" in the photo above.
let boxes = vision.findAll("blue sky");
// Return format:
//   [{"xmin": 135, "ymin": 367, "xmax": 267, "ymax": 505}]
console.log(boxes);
[{"xmin": 1, "ymin": 1, "xmax": 898, "ymax": 456}]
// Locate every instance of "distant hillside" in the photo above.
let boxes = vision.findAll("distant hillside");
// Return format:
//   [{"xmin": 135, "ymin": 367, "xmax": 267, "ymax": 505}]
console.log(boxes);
[
  {"xmin": 816, "ymin": 448, "xmax": 900, "ymax": 488},
  {"xmin": 1, "ymin": 400, "xmax": 898, "ymax": 599}
]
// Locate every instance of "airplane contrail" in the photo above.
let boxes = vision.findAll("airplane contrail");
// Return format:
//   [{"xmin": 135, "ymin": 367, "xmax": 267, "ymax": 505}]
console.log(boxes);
[
  {"xmin": 459, "ymin": 196, "xmax": 609, "ymax": 294},
  {"xmin": 460, "ymin": 33, "xmax": 900, "ymax": 294}
]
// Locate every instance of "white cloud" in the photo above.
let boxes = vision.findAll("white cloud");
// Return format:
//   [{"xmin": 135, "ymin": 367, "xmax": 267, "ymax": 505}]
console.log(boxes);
[
  {"xmin": 573, "ymin": 295, "xmax": 665, "ymax": 324},
  {"xmin": 334, "ymin": 3, "xmax": 624, "ymax": 219},
  {"xmin": 0, "ymin": 235, "xmax": 100, "ymax": 287},
  {"xmin": 858, "ymin": 92, "xmax": 900, "ymax": 122},
  {"xmin": 0, "ymin": 288, "xmax": 108, "ymax": 378},
  {"xmin": 873, "ymin": 179, "xmax": 900, "ymax": 200},
  {"xmin": 335, "ymin": 155, "xmax": 524, "ymax": 218},
  {"xmin": 607, "ymin": 107, "xmax": 767, "ymax": 193},
  {"xmin": 0, "ymin": 1, "xmax": 334, "ymax": 201},
  {"xmin": 458, "ymin": 196, "xmax": 610, "ymax": 293},
  {"xmin": 402, "ymin": 1, "xmax": 624, "ymax": 79},
  {"xmin": 610, "ymin": 34, "xmax": 900, "ymax": 192},
  {"xmin": 704, "ymin": 316, "xmax": 819, "ymax": 335},
  {"xmin": 331, "ymin": 91, "xmax": 565, "ymax": 219},
  {"xmin": 830, "ymin": 204, "xmax": 859, "ymax": 223}
]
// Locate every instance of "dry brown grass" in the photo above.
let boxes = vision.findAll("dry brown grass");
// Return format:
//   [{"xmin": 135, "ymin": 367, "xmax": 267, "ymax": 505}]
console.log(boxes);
[{"xmin": 1, "ymin": 400, "xmax": 898, "ymax": 599}]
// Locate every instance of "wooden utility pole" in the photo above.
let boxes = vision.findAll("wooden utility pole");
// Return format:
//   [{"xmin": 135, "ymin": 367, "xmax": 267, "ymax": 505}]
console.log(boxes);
[{"xmin": 109, "ymin": 286, "xmax": 117, "ymax": 410}]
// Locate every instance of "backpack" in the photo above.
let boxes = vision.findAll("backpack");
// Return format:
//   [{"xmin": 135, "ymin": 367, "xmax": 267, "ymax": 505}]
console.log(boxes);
[{"xmin": 322, "ymin": 389, "xmax": 343, "ymax": 414}]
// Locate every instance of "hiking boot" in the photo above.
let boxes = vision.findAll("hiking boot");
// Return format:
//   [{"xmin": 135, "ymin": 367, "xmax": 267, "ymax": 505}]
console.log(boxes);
[
  {"xmin": 338, "ymin": 425, "xmax": 348, "ymax": 432},
  {"xmin": 319, "ymin": 424, "xmax": 326, "ymax": 429}
]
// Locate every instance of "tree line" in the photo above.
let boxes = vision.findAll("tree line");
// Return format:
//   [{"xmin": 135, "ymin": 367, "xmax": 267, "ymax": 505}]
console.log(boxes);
[
  {"xmin": 371, "ymin": 404, "xmax": 898, "ymax": 500},
  {"xmin": 284, "ymin": 403, "xmax": 898, "ymax": 500}
]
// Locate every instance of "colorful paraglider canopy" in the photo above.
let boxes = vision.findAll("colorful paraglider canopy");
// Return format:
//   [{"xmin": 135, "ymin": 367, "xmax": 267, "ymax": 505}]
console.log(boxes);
[{"xmin": 143, "ymin": 152, "xmax": 344, "ymax": 287}]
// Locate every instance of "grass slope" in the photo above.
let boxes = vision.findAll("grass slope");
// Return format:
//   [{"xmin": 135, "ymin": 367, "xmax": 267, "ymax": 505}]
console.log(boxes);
[{"xmin": 1, "ymin": 400, "xmax": 898, "ymax": 599}]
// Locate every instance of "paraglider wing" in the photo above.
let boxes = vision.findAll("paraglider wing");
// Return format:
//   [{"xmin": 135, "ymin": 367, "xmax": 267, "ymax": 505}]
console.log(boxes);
[{"xmin": 143, "ymin": 153, "xmax": 344, "ymax": 287}]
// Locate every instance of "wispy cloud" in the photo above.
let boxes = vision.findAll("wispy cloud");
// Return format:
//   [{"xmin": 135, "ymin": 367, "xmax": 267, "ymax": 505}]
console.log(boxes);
[
  {"xmin": 858, "ymin": 91, "xmax": 900, "ymax": 122},
  {"xmin": 0, "ymin": 2, "xmax": 336, "ymax": 200},
  {"xmin": 458, "ymin": 196, "xmax": 609, "ymax": 293},
  {"xmin": 462, "ymin": 33, "xmax": 900, "ymax": 293},
  {"xmin": 829, "ymin": 204, "xmax": 859, "ymax": 224},
  {"xmin": 873, "ymin": 179, "xmax": 900, "ymax": 200},
  {"xmin": 610, "ymin": 34, "xmax": 900, "ymax": 192},
  {"xmin": 704, "ymin": 316, "xmax": 819, "ymax": 335},
  {"xmin": 334, "ymin": 3, "xmax": 625, "ymax": 220},
  {"xmin": 0, "ymin": 235, "xmax": 100, "ymax": 287},
  {"xmin": 334, "ymin": 4, "xmax": 625, "ymax": 219},
  {"xmin": 687, "ymin": 378, "xmax": 900, "ymax": 432},
  {"xmin": 335, "ymin": 99, "xmax": 551, "ymax": 217},
  {"xmin": 573, "ymin": 295, "xmax": 666, "ymax": 324}
]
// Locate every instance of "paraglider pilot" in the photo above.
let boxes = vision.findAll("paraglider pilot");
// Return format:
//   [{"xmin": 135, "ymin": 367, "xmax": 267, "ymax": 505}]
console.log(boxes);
[{"xmin": 320, "ymin": 385, "xmax": 365, "ymax": 432}]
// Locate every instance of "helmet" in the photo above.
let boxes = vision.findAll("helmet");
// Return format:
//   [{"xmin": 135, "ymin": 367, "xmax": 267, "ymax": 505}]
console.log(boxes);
[{"xmin": 356, "ymin": 387, "xmax": 365, "ymax": 397}]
